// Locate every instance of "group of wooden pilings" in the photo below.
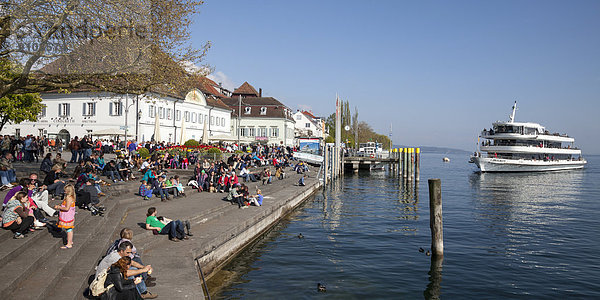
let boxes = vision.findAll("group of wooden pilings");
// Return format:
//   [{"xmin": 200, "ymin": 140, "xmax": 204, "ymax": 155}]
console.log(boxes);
[
  {"xmin": 322, "ymin": 144, "xmax": 343, "ymax": 185},
  {"xmin": 390, "ymin": 147, "xmax": 421, "ymax": 181}
]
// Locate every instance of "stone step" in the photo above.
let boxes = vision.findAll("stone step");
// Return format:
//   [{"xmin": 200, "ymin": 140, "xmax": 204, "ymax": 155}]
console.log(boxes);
[
  {"xmin": 0, "ymin": 202, "xmax": 105, "ymax": 297},
  {"xmin": 5, "ymin": 199, "xmax": 120, "ymax": 299},
  {"xmin": 46, "ymin": 200, "xmax": 127, "ymax": 300}
]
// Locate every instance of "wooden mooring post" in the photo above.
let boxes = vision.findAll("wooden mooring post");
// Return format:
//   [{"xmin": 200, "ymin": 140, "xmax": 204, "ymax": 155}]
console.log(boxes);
[
  {"xmin": 415, "ymin": 147, "xmax": 420, "ymax": 181},
  {"xmin": 428, "ymin": 179, "xmax": 443, "ymax": 257}
]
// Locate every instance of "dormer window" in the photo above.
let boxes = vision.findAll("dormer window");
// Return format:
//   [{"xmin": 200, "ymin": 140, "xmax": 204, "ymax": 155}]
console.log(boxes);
[
  {"xmin": 260, "ymin": 107, "xmax": 267, "ymax": 115},
  {"xmin": 244, "ymin": 107, "xmax": 251, "ymax": 114}
]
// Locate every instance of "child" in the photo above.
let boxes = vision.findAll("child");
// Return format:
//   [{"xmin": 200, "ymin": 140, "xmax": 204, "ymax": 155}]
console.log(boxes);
[
  {"xmin": 139, "ymin": 180, "xmax": 153, "ymax": 200},
  {"xmin": 181, "ymin": 157, "xmax": 189, "ymax": 169},
  {"xmin": 172, "ymin": 175, "xmax": 186, "ymax": 197},
  {"xmin": 55, "ymin": 184, "xmax": 76, "ymax": 249}
]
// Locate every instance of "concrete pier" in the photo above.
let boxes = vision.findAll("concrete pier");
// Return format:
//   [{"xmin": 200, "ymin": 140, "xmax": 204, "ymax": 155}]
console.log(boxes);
[{"xmin": 0, "ymin": 157, "xmax": 321, "ymax": 299}]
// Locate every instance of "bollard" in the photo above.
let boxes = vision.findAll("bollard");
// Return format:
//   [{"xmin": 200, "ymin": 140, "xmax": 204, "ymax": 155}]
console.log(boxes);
[
  {"xmin": 415, "ymin": 148, "xmax": 420, "ymax": 181},
  {"xmin": 428, "ymin": 179, "xmax": 443, "ymax": 257}
]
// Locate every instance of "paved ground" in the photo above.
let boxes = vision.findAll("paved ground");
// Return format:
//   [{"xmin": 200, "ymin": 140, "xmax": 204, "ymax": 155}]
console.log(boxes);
[{"xmin": 0, "ymin": 149, "xmax": 322, "ymax": 299}]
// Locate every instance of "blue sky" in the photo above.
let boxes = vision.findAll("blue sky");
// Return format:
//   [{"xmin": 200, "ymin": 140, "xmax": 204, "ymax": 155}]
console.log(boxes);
[{"xmin": 191, "ymin": 0, "xmax": 600, "ymax": 154}]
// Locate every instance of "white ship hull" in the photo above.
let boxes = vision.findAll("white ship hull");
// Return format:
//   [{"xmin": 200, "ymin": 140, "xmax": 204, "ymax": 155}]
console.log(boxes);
[{"xmin": 471, "ymin": 156, "xmax": 586, "ymax": 172}]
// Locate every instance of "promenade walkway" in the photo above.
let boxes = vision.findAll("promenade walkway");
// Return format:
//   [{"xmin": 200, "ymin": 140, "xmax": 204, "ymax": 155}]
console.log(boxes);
[{"xmin": 0, "ymin": 153, "xmax": 321, "ymax": 299}]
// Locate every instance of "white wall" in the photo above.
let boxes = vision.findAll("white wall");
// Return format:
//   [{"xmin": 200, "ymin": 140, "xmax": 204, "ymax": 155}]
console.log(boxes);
[{"xmin": 1, "ymin": 92, "xmax": 233, "ymax": 144}]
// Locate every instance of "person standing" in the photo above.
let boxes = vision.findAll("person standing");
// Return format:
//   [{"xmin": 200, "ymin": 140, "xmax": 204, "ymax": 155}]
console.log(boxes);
[
  {"xmin": 68, "ymin": 137, "xmax": 80, "ymax": 163},
  {"xmin": 55, "ymin": 184, "xmax": 76, "ymax": 249}
]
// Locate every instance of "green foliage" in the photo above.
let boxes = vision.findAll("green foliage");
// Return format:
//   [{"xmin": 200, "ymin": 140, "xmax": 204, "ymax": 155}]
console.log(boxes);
[
  {"xmin": 324, "ymin": 136, "xmax": 335, "ymax": 143},
  {"xmin": 207, "ymin": 147, "xmax": 222, "ymax": 159},
  {"xmin": 184, "ymin": 139, "xmax": 200, "ymax": 147},
  {"xmin": 0, "ymin": 93, "xmax": 43, "ymax": 131},
  {"xmin": 137, "ymin": 147, "xmax": 150, "ymax": 159},
  {"xmin": 324, "ymin": 99, "xmax": 391, "ymax": 149}
]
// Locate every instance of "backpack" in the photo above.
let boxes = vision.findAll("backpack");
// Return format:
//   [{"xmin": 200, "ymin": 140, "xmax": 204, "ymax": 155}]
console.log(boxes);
[
  {"xmin": 89, "ymin": 267, "xmax": 114, "ymax": 297},
  {"xmin": 105, "ymin": 239, "xmax": 121, "ymax": 257}
]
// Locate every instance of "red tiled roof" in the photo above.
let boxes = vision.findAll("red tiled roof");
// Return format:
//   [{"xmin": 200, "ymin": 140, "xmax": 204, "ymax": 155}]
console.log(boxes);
[
  {"xmin": 302, "ymin": 110, "xmax": 317, "ymax": 119},
  {"xmin": 195, "ymin": 76, "xmax": 226, "ymax": 98},
  {"xmin": 221, "ymin": 97, "xmax": 294, "ymax": 121},
  {"xmin": 232, "ymin": 82, "xmax": 259, "ymax": 96},
  {"xmin": 206, "ymin": 97, "xmax": 232, "ymax": 111}
]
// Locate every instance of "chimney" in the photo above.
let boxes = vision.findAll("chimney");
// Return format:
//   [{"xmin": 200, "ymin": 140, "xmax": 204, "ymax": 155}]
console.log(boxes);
[{"xmin": 259, "ymin": 88, "xmax": 262, "ymax": 97}]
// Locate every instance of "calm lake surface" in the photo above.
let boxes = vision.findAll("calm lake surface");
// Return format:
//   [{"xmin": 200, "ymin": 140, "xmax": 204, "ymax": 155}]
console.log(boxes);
[{"xmin": 211, "ymin": 153, "xmax": 600, "ymax": 299}]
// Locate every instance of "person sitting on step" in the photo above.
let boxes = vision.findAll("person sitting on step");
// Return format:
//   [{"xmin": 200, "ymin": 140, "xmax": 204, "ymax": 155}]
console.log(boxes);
[{"xmin": 145, "ymin": 207, "xmax": 192, "ymax": 242}]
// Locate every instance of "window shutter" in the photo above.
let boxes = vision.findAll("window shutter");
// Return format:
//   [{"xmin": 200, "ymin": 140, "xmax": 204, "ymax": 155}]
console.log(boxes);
[
  {"xmin": 92, "ymin": 103, "xmax": 96, "ymax": 115},
  {"xmin": 109, "ymin": 102, "xmax": 113, "ymax": 116},
  {"xmin": 82, "ymin": 103, "xmax": 86, "ymax": 115},
  {"xmin": 66, "ymin": 104, "xmax": 70, "ymax": 116},
  {"xmin": 58, "ymin": 104, "xmax": 62, "ymax": 116}
]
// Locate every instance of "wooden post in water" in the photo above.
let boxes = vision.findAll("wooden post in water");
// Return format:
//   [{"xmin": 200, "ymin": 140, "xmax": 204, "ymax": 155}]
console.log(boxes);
[
  {"xmin": 428, "ymin": 179, "xmax": 443, "ymax": 257},
  {"xmin": 406, "ymin": 148, "xmax": 413, "ymax": 181},
  {"xmin": 323, "ymin": 145, "xmax": 328, "ymax": 185},
  {"xmin": 415, "ymin": 148, "xmax": 420, "ymax": 181},
  {"xmin": 403, "ymin": 148, "xmax": 408, "ymax": 179}
]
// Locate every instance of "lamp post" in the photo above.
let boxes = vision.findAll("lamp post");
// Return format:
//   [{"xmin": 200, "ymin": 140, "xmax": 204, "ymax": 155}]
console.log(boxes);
[
  {"xmin": 173, "ymin": 99, "xmax": 180, "ymax": 143},
  {"xmin": 124, "ymin": 94, "xmax": 137, "ymax": 143}
]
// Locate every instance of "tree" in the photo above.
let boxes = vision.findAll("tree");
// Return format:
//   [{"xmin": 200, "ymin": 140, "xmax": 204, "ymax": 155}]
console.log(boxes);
[
  {"xmin": 0, "ymin": 92, "xmax": 43, "ymax": 131},
  {"xmin": 0, "ymin": 0, "xmax": 210, "ymax": 98}
]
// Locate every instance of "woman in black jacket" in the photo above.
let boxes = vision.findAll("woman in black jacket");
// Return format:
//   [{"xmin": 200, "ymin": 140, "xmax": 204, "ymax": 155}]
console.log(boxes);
[
  {"xmin": 40, "ymin": 153, "xmax": 53, "ymax": 175},
  {"xmin": 102, "ymin": 256, "xmax": 142, "ymax": 300},
  {"xmin": 43, "ymin": 165, "xmax": 65, "ymax": 198}
]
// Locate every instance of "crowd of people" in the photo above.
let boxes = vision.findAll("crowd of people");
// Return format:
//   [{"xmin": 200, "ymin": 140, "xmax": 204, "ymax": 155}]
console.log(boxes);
[{"xmin": 1, "ymin": 133, "xmax": 314, "ymax": 299}]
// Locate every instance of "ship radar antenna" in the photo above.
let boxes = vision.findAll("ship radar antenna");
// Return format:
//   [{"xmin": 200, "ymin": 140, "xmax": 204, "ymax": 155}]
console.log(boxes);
[{"xmin": 509, "ymin": 101, "xmax": 517, "ymax": 123}]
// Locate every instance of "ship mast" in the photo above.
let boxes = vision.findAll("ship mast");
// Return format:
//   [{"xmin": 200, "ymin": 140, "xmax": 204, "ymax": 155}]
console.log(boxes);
[{"xmin": 508, "ymin": 101, "xmax": 517, "ymax": 123}]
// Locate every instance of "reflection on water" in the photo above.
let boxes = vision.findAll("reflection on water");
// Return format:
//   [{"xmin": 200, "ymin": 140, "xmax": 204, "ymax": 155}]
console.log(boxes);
[{"xmin": 212, "ymin": 154, "xmax": 600, "ymax": 299}]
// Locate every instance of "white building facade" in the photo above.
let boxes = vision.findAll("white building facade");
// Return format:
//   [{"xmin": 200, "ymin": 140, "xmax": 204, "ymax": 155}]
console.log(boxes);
[
  {"xmin": 1, "ymin": 89, "xmax": 232, "ymax": 144},
  {"xmin": 292, "ymin": 111, "xmax": 324, "ymax": 138}
]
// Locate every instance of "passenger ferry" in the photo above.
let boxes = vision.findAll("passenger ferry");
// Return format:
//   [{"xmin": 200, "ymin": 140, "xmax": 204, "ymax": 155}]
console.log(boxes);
[{"xmin": 470, "ymin": 102, "xmax": 586, "ymax": 172}]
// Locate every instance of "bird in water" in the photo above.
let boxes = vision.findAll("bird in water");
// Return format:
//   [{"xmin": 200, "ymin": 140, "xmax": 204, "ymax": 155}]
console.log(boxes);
[
  {"xmin": 317, "ymin": 283, "xmax": 326, "ymax": 292},
  {"xmin": 298, "ymin": 233, "xmax": 304, "ymax": 239},
  {"xmin": 425, "ymin": 250, "xmax": 431, "ymax": 256},
  {"xmin": 419, "ymin": 247, "xmax": 424, "ymax": 253}
]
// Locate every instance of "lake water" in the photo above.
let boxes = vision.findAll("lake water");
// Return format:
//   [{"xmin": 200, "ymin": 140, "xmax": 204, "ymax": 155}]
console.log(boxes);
[{"xmin": 210, "ymin": 153, "xmax": 600, "ymax": 299}]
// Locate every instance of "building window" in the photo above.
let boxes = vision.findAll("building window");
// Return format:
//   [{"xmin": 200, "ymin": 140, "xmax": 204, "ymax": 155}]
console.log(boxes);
[
  {"xmin": 240, "ymin": 127, "xmax": 248, "ymax": 137},
  {"xmin": 149, "ymin": 105, "xmax": 155, "ymax": 118},
  {"xmin": 184, "ymin": 111, "xmax": 190, "ymax": 122},
  {"xmin": 58, "ymin": 103, "xmax": 70, "ymax": 117},
  {"xmin": 259, "ymin": 127, "xmax": 267, "ymax": 137},
  {"xmin": 260, "ymin": 107, "xmax": 267, "ymax": 115},
  {"xmin": 249, "ymin": 127, "xmax": 255, "ymax": 137},
  {"xmin": 244, "ymin": 107, "xmax": 251, "ymax": 114},
  {"xmin": 198, "ymin": 114, "xmax": 202, "ymax": 124},
  {"xmin": 221, "ymin": 118, "xmax": 225, "ymax": 127},
  {"xmin": 167, "ymin": 108, "xmax": 172, "ymax": 120},
  {"xmin": 296, "ymin": 115, "xmax": 302, "ymax": 120},
  {"xmin": 109, "ymin": 101, "xmax": 123, "ymax": 116},
  {"xmin": 39, "ymin": 105, "xmax": 47, "ymax": 118},
  {"xmin": 176, "ymin": 110, "xmax": 181, "ymax": 121},
  {"xmin": 305, "ymin": 123, "xmax": 311, "ymax": 128},
  {"xmin": 215, "ymin": 117, "xmax": 219, "ymax": 126},
  {"xmin": 82, "ymin": 102, "xmax": 96, "ymax": 116},
  {"xmin": 211, "ymin": 116, "xmax": 214, "ymax": 125},
  {"xmin": 270, "ymin": 127, "xmax": 278, "ymax": 137},
  {"xmin": 192, "ymin": 112, "xmax": 197, "ymax": 123}
]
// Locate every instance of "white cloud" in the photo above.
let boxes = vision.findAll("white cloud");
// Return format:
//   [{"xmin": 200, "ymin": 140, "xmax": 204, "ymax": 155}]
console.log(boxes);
[
  {"xmin": 207, "ymin": 71, "xmax": 236, "ymax": 91},
  {"xmin": 297, "ymin": 104, "xmax": 312, "ymax": 112}
]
